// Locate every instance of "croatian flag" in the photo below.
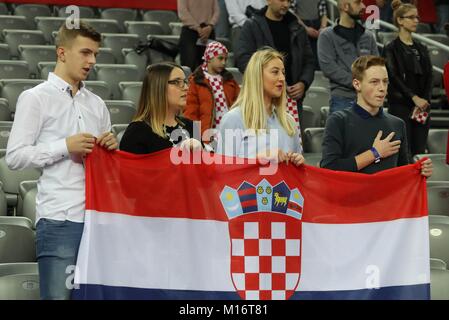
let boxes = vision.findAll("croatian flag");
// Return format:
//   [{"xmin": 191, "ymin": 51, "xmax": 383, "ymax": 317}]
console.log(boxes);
[{"xmin": 73, "ymin": 147, "xmax": 430, "ymax": 300}]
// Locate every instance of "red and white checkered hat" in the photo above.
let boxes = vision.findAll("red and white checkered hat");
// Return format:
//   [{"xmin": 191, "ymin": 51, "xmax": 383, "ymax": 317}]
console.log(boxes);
[{"xmin": 202, "ymin": 41, "xmax": 228, "ymax": 65}]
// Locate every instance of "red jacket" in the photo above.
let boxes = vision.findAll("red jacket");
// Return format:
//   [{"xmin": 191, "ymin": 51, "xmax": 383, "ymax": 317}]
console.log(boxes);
[
  {"xmin": 444, "ymin": 62, "xmax": 449, "ymax": 164},
  {"xmin": 184, "ymin": 67, "xmax": 240, "ymax": 140}
]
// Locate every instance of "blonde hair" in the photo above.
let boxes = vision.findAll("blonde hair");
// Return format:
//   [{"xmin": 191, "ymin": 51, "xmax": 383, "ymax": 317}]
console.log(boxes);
[
  {"xmin": 232, "ymin": 48, "xmax": 295, "ymax": 136},
  {"xmin": 391, "ymin": 0, "xmax": 417, "ymax": 28},
  {"xmin": 134, "ymin": 62, "xmax": 183, "ymax": 138}
]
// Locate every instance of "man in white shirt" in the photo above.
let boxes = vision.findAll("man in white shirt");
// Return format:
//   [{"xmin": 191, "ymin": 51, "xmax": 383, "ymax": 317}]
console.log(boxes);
[{"xmin": 6, "ymin": 21, "xmax": 118, "ymax": 300}]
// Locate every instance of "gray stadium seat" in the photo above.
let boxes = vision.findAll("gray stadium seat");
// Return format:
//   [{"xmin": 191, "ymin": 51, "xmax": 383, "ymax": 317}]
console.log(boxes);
[
  {"xmin": 146, "ymin": 35, "xmax": 180, "ymax": 63},
  {"xmin": 112, "ymin": 124, "xmax": 129, "ymax": 145},
  {"xmin": 122, "ymin": 48, "xmax": 148, "ymax": 81},
  {"xmin": 0, "ymin": 262, "xmax": 38, "ymax": 277},
  {"xmin": 17, "ymin": 180, "xmax": 37, "ymax": 219},
  {"xmin": 0, "ymin": 60, "xmax": 30, "ymax": 80},
  {"xmin": 95, "ymin": 64, "xmax": 140, "ymax": 100},
  {"xmin": 169, "ymin": 22, "xmax": 183, "ymax": 36},
  {"xmin": 0, "ymin": 216, "xmax": 33, "ymax": 229},
  {"xmin": 35, "ymin": 17, "xmax": 67, "ymax": 44},
  {"xmin": 182, "ymin": 65, "xmax": 192, "ymax": 78},
  {"xmin": 414, "ymin": 154, "xmax": 449, "ymax": 182},
  {"xmin": 428, "ymin": 47, "xmax": 449, "ymax": 70},
  {"xmin": 96, "ymin": 47, "xmax": 116, "ymax": 64},
  {"xmin": 0, "ymin": 16, "xmax": 32, "ymax": 39},
  {"xmin": 21, "ymin": 188, "xmax": 37, "ymax": 228},
  {"xmin": 429, "ymin": 215, "xmax": 449, "ymax": 267},
  {"xmin": 424, "ymin": 33, "xmax": 449, "ymax": 47},
  {"xmin": 0, "ymin": 272, "xmax": 40, "ymax": 300},
  {"xmin": 227, "ymin": 67, "xmax": 243, "ymax": 85},
  {"xmin": 104, "ymin": 100, "xmax": 136, "ymax": 125},
  {"xmin": 0, "ymin": 44, "xmax": 11, "ymax": 60},
  {"xmin": 304, "ymin": 153, "xmax": 322, "ymax": 167},
  {"xmin": 3, "ymin": 30, "xmax": 46, "ymax": 59},
  {"xmin": 0, "ymin": 182, "xmax": 7, "ymax": 216},
  {"xmin": 431, "ymin": 268, "xmax": 449, "ymax": 300},
  {"xmin": 320, "ymin": 106, "xmax": 329, "ymax": 127},
  {"xmin": 18, "ymin": 45, "xmax": 56, "ymax": 78},
  {"xmin": 303, "ymin": 87, "xmax": 330, "ymax": 111},
  {"xmin": 125, "ymin": 21, "xmax": 166, "ymax": 42},
  {"xmin": 0, "ymin": 98, "xmax": 11, "ymax": 121},
  {"xmin": 0, "ymin": 157, "xmax": 41, "ymax": 207},
  {"xmin": 0, "ymin": 3, "xmax": 8, "ymax": 15},
  {"xmin": 0, "ymin": 121, "xmax": 12, "ymax": 149},
  {"xmin": 100, "ymin": 8, "xmax": 139, "ymax": 32},
  {"xmin": 119, "ymin": 81, "xmax": 142, "ymax": 107},
  {"xmin": 57, "ymin": 6, "xmax": 96, "ymax": 18},
  {"xmin": 37, "ymin": 61, "xmax": 56, "ymax": 80},
  {"xmin": 14, "ymin": 4, "xmax": 52, "ymax": 28},
  {"xmin": 430, "ymin": 258, "xmax": 447, "ymax": 270},
  {"xmin": 427, "ymin": 181, "xmax": 449, "ymax": 217},
  {"xmin": 311, "ymin": 71, "xmax": 330, "ymax": 89},
  {"xmin": 102, "ymin": 33, "xmax": 140, "ymax": 63},
  {"xmin": 142, "ymin": 10, "xmax": 179, "ymax": 35},
  {"xmin": 304, "ymin": 127, "xmax": 324, "ymax": 153},
  {"xmin": 83, "ymin": 18, "xmax": 121, "ymax": 34},
  {"xmin": 427, "ymin": 129, "xmax": 448, "ymax": 154},
  {"xmin": 377, "ymin": 32, "xmax": 397, "ymax": 45},
  {"xmin": 0, "ymin": 223, "xmax": 36, "ymax": 263},
  {"xmin": 83, "ymin": 81, "xmax": 112, "ymax": 100},
  {"xmin": 0, "ymin": 79, "xmax": 44, "ymax": 113},
  {"xmin": 302, "ymin": 105, "xmax": 321, "ymax": 129}
]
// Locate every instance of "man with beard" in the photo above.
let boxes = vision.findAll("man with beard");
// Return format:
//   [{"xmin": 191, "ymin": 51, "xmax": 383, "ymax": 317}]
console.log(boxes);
[{"xmin": 317, "ymin": 0, "xmax": 379, "ymax": 114}]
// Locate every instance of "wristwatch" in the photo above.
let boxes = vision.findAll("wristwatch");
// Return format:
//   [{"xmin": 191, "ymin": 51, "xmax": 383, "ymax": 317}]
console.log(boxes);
[{"xmin": 371, "ymin": 147, "xmax": 381, "ymax": 164}]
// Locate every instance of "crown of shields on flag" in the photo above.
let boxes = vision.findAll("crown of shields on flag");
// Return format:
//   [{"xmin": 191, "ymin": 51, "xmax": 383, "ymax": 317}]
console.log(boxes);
[{"xmin": 220, "ymin": 179, "xmax": 304, "ymax": 300}]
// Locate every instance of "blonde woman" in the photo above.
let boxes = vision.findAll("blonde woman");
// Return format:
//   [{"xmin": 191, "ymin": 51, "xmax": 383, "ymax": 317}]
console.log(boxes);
[
  {"xmin": 217, "ymin": 48, "xmax": 304, "ymax": 166},
  {"xmin": 120, "ymin": 62, "xmax": 201, "ymax": 154}
]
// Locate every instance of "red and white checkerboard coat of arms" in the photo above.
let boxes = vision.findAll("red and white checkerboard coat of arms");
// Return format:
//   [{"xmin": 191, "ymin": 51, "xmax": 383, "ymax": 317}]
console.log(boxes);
[{"xmin": 220, "ymin": 179, "xmax": 304, "ymax": 300}]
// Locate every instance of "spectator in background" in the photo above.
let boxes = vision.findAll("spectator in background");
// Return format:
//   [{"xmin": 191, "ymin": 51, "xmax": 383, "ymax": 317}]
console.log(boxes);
[
  {"xmin": 317, "ymin": 0, "xmax": 379, "ymax": 114},
  {"xmin": 216, "ymin": 0, "xmax": 231, "ymax": 38},
  {"xmin": 224, "ymin": 0, "xmax": 266, "ymax": 52},
  {"xmin": 406, "ymin": 0, "xmax": 438, "ymax": 32},
  {"xmin": 435, "ymin": 0, "xmax": 449, "ymax": 34},
  {"xmin": 294, "ymin": 0, "xmax": 329, "ymax": 70},
  {"xmin": 377, "ymin": 0, "xmax": 393, "ymax": 30},
  {"xmin": 184, "ymin": 41, "xmax": 240, "ymax": 143},
  {"xmin": 383, "ymin": 0, "xmax": 433, "ymax": 157},
  {"xmin": 444, "ymin": 62, "xmax": 449, "ymax": 164},
  {"xmin": 177, "ymin": 0, "xmax": 220, "ymax": 71},
  {"xmin": 235, "ymin": 0, "xmax": 315, "ymax": 122}
]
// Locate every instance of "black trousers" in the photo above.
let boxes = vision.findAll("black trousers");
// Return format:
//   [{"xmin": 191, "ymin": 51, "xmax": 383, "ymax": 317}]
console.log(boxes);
[
  {"xmin": 388, "ymin": 103, "xmax": 430, "ymax": 157},
  {"xmin": 179, "ymin": 26, "xmax": 215, "ymax": 71}
]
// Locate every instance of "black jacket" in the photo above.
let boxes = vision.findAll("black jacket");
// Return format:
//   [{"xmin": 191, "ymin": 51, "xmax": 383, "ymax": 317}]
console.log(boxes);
[
  {"xmin": 235, "ymin": 6, "xmax": 315, "ymax": 92},
  {"xmin": 383, "ymin": 37, "xmax": 433, "ymax": 107}
]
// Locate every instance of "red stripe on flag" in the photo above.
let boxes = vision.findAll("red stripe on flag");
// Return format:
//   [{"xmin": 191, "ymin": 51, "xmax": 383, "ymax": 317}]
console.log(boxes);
[
  {"xmin": 238, "ymin": 188, "xmax": 255, "ymax": 197},
  {"xmin": 241, "ymin": 199, "xmax": 257, "ymax": 208}
]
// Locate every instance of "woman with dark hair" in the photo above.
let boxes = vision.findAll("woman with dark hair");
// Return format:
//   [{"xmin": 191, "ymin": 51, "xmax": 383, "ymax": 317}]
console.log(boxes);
[
  {"xmin": 120, "ymin": 62, "xmax": 201, "ymax": 154},
  {"xmin": 383, "ymin": 0, "xmax": 433, "ymax": 157}
]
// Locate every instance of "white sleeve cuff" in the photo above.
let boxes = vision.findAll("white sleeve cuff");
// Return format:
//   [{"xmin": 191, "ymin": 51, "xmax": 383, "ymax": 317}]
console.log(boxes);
[{"xmin": 49, "ymin": 138, "xmax": 70, "ymax": 161}]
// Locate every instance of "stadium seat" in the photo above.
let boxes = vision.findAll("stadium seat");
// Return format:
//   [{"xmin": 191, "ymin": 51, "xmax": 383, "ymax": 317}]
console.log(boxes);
[
  {"xmin": 102, "ymin": 33, "xmax": 140, "ymax": 63},
  {"xmin": 304, "ymin": 153, "xmax": 322, "ymax": 167},
  {"xmin": 0, "ymin": 79, "xmax": 44, "ymax": 114},
  {"xmin": 0, "ymin": 44, "xmax": 11, "ymax": 60},
  {"xmin": 429, "ymin": 215, "xmax": 449, "ymax": 267},
  {"xmin": 0, "ymin": 182, "xmax": 7, "ymax": 216},
  {"xmin": 430, "ymin": 258, "xmax": 447, "ymax": 270},
  {"xmin": 182, "ymin": 65, "xmax": 192, "ymax": 78},
  {"xmin": 227, "ymin": 67, "xmax": 243, "ymax": 85},
  {"xmin": 414, "ymin": 154, "xmax": 449, "ymax": 182},
  {"xmin": 14, "ymin": 4, "xmax": 52, "ymax": 28},
  {"xmin": 83, "ymin": 18, "xmax": 121, "ymax": 34},
  {"xmin": 112, "ymin": 124, "xmax": 129, "ymax": 145},
  {"xmin": 125, "ymin": 21, "xmax": 166, "ymax": 42},
  {"xmin": 146, "ymin": 35, "xmax": 180, "ymax": 63},
  {"xmin": 18, "ymin": 45, "xmax": 56, "ymax": 78},
  {"xmin": 83, "ymin": 81, "xmax": 112, "ymax": 100},
  {"xmin": 428, "ymin": 47, "xmax": 449, "ymax": 70},
  {"xmin": 100, "ymin": 8, "xmax": 139, "ymax": 32},
  {"xmin": 0, "ymin": 157, "xmax": 41, "ymax": 208},
  {"xmin": 3, "ymin": 30, "xmax": 46, "ymax": 59},
  {"xmin": 0, "ymin": 216, "xmax": 33, "ymax": 229},
  {"xmin": 311, "ymin": 71, "xmax": 330, "ymax": 89},
  {"xmin": 20, "ymin": 188, "xmax": 37, "ymax": 228},
  {"xmin": 142, "ymin": 10, "xmax": 179, "ymax": 35},
  {"xmin": 17, "ymin": 180, "xmax": 37, "ymax": 219},
  {"xmin": 304, "ymin": 127, "xmax": 325, "ymax": 153},
  {"xmin": 122, "ymin": 48, "xmax": 148, "ymax": 81},
  {"xmin": 320, "ymin": 106, "xmax": 329, "ymax": 127},
  {"xmin": 104, "ymin": 100, "xmax": 136, "ymax": 125},
  {"xmin": 0, "ymin": 121, "xmax": 12, "ymax": 149},
  {"xmin": 35, "ymin": 17, "xmax": 67, "ymax": 43},
  {"xmin": 0, "ymin": 98, "xmax": 11, "ymax": 121},
  {"xmin": 37, "ymin": 61, "xmax": 55, "ymax": 80},
  {"xmin": 0, "ymin": 3, "xmax": 8, "ymax": 15},
  {"xmin": 57, "ymin": 6, "xmax": 96, "ymax": 18},
  {"xmin": 0, "ymin": 262, "xmax": 38, "ymax": 277},
  {"xmin": 0, "ymin": 60, "xmax": 30, "ymax": 80},
  {"xmin": 0, "ymin": 223, "xmax": 36, "ymax": 263},
  {"xmin": 96, "ymin": 47, "xmax": 117, "ymax": 64},
  {"xmin": 303, "ymin": 87, "xmax": 330, "ymax": 112},
  {"xmin": 424, "ymin": 34, "xmax": 449, "ymax": 47},
  {"xmin": 302, "ymin": 105, "xmax": 321, "ymax": 129},
  {"xmin": 0, "ymin": 16, "xmax": 32, "ymax": 39},
  {"xmin": 95, "ymin": 64, "xmax": 140, "ymax": 100},
  {"xmin": 427, "ymin": 129, "xmax": 448, "ymax": 154},
  {"xmin": 169, "ymin": 22, "xmax": 183, "ymax": 36},
  {"xmin": 377, "ymin": 32, "xmax": 397, "ymax": 45},
  {"xmin": 427, "ymin": 181, "xmax": 449, "ymax": 217},
  {"xmin": 0, "ymin": 272, "xmax": 40, "ymax": 300},
  {"xmin": 430, "ymin": 269, "xmax": 449, "ymax": 300},
  {"xmin": 119, "ymin": 81, "xmax": 142, "ymax": 107}
]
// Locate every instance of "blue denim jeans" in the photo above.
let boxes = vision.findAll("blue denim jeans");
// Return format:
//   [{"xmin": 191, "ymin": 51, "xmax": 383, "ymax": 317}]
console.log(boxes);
[
  {"xmin": 36, "ymin": 218, "xmax": 84, "ymax": 300},
  {"xmin": 329, "ymin": 95, "xmax": 355, "ymax": 114}
]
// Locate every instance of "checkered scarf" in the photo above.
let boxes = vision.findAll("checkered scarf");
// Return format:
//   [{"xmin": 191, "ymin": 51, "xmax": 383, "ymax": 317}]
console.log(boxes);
[{"xmin": 202, "ymin": 41, "xmax": 229, "ymax": 128}]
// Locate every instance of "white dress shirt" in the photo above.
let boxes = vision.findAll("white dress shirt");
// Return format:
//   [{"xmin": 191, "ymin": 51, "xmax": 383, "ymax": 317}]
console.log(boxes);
[
  {"xmin": 6, "ymin": 72, "xmax": 111, "ymax": 223},
  {"xmin": 224, "ymin": 0, "xmax": 266, "ymax": 27}
]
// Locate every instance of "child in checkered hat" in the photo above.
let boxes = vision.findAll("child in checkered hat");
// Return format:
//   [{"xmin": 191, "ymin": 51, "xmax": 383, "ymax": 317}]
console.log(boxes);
[{"xmin": 184, "ymin": 41, "xmax": 240, "ymax": 143}]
